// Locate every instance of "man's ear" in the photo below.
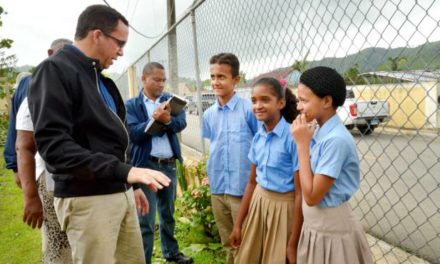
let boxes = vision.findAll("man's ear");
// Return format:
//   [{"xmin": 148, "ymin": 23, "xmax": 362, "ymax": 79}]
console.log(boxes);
[
  {"xmin": 47, "ymin": 49, "xmax": 54, "ymax": 56},
  {"xmin": 91, "ymin": 29, "xmax": 102, "ymax": 44}
]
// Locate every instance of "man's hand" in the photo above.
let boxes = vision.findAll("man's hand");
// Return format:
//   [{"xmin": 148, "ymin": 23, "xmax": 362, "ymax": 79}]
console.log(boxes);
[
  {"xmin": 152, "ymin": 102, "xmax": 171, "ymax": 124},
  {"xmin": 134, "ymin": 188, "xmax": 149, "ymax": 216},
  {"xmin": 23, "ymin": 194, "xmax": 43, "ymax": 229},
  {"xmin": 14, "ymin": 172, "xmax": 22, "ymax": 189},
  {"xmin": 127, "ymin": 167, "xmax": 171, "ymax": 192}
]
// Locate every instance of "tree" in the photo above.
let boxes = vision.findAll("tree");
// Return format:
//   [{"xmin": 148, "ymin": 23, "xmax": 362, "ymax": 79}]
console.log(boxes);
[
  {"xmin": 238, "ymin": 70, "xmax": 247, "ymax": 87},
  {"xmin": 0, "ymin": 6, "xmax": 17, "ymax": 99},
  {"xmin": 201, "ymin": 78, "xmax": 211, "ymax": 90},
  {"xmin": 343, "ymin": 64, "xmax": 365, "ymax": 85},
  {"xmin": 291, "ymin": 50, "xmax": 310, "ymax": 73},
  {"xmin": 378, "ymin": 56, "xmax": 408, "ymax": 71},
  {"xmin": 0, "ymin": 5, "xmax": 17, "ymax": 145}
]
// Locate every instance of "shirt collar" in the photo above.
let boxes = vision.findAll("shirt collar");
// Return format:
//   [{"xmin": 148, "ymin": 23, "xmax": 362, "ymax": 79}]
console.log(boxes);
[
  {"xmin": 215, "ymin": 92, "xmax": 239, "ymax": 110},
  {"xmin": 142, "ymin": 92, "xmax": 163, "ymax": 104},
  {"xmin": 314, "ymin": 114, "xmax": 341, "ymax": 142},
  {"xmin": 65, "ymin": 44, "xmax": 102, "ymax": 72},
  {"xmin": 257, "ymin": 116, "xmax": 287, "ymax": 137}
]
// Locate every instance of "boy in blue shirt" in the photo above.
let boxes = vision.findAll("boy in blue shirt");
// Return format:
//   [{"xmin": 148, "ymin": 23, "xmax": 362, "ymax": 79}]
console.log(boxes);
[{"xmin": 202, "ymin": 53, "xmax": 258, "ymax": 264}]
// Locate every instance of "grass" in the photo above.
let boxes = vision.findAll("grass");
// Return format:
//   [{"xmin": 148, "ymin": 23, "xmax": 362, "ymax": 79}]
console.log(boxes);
[
  {"xmin": 0, "ymin": 148, "xmax": 226, "ymax": 263},
  {"xmin": 0, "ymin": 149, "xmax": 42, "ymax": 264}
]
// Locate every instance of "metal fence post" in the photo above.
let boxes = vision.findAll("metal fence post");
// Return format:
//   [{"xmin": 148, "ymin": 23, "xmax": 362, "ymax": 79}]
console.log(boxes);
[
  {"xmin": 191, "ymin": 9, "xmax": 205, "ymax": 155},
  {"xmin": 127, "ymin": 65, "xmax": 137, "ymax": 98},
  {"xmin": 167, "ymin": 0, "xmax": 179, "ymax": 94}
]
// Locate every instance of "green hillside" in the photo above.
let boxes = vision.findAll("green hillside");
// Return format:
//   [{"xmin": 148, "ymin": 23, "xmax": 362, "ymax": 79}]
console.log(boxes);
[{"xmin": 308, "ymin": 41, "xmax": 440, "ymax": 73}]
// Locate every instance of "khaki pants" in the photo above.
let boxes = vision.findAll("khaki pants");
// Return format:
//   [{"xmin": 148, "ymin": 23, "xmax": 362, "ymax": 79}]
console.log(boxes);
[
  {"xmin": 54, "ymin": 189, "xmax": 145, "ymax": 264},
  {"xmin": 211, "ymin": 194, "xmax": 242, "ymax": 264}
]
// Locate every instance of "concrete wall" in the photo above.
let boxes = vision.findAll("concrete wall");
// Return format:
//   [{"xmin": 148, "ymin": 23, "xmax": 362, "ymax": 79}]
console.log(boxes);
[{"xmin": 351, "ymin": 81, "xmax": 439, "ymax": 129}]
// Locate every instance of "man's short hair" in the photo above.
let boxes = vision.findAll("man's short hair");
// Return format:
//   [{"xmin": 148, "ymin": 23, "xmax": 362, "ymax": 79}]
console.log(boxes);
[
  {"xmin": 209, "ymin": 53, "xmax": 240, "ymax": 77},
  {"xmin": 299, "ymin": 66, "xmax": 347, "ymax": 108},
  {"xmin": 142, "ymin": 62, "xmax": 165, "ymax": 75},
  {"xmin": 75, "ymin": 5, "xmax": 128, "ymax": 40},
  {"xmin": 50, "ymin": 38, "xmax": 72, "ymax": 51}
]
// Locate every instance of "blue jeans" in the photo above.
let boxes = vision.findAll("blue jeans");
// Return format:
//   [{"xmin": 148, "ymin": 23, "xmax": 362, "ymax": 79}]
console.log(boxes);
[{"xmin": 139, "ymin": 161, "xmax": 179, "ymax": 264}]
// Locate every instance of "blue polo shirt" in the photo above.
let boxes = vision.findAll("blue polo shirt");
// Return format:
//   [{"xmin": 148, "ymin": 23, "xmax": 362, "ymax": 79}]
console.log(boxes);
[
  {"xmin": 202, "ymin": 93, "xmax": 258, "ymax": 196},
  {"xmin": 249, "ymin": 117, "xmax": 298, "ymax": 193},
  {"xmin": 67, "ymin": 44, "xmax": 117, "ymax": 114},
  {"xmin": 98, "ymin": 77, "xmax": 117, "ymax": 114},
  {"xmin": 310, "ymin": 114, "xmax": 360, "ymax": 208}
]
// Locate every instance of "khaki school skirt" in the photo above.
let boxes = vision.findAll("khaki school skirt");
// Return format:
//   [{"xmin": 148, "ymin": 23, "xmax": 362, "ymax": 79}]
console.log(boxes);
[
  {"xmin": 235, "ymin": 184, "xmax": 294, "ymax": 264},
  {"xmin": 298, "ymin": 200, "xmax": 373, "ymax": 264}
]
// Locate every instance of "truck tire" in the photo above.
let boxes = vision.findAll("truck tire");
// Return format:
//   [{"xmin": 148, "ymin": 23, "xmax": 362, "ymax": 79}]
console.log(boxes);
[{"xmin": 357, "ymin": 125, "xmax": 375, "ymax": 135}]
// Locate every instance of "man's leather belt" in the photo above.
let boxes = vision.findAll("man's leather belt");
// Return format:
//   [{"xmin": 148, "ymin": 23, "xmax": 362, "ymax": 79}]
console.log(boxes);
[{"xmin": 149, "ymin": 156, "xmax": 176, "ymax": 165}]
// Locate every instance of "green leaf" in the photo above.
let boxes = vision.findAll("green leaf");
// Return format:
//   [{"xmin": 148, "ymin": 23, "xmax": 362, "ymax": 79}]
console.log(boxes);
[
  {"xmin": 178, "ymin": 217, "xmax": 192, "ymax": 225},
  {"xmin": 182, "ymin": 244, "xmax": 208, "ymax": 255},
  {"xmin": 208, "ymin": 243, "xmax": 223, "ymax": 250}
]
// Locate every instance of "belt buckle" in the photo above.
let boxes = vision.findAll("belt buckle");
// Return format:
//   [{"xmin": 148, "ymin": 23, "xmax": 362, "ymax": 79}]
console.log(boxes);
[{"xmin": 151, "ymin": 156, "xmax": 174, "ymax": 165}]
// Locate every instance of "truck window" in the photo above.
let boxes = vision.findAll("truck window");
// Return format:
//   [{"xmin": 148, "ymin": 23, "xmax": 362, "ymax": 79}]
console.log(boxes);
[{"xmin": 346, "ymin": 90, "xmax": 355, "ymax": 99}]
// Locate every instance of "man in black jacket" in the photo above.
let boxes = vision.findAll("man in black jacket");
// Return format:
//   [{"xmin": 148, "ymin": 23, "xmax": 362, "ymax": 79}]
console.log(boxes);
[{"xmin": 28, "ymin": 5, "xmax": 170, "ymax": 263}]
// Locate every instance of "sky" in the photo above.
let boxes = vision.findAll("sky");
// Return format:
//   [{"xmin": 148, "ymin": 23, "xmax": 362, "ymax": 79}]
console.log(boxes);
[
  {"xmin": 144, "ymin": 0, "xmax": 440, "ymax": 80},
  {"xmin": 0, "ymin": 0, "xmax": 194, "ymax": 73},
  {"xmin": 1, "ymin": 0, "xmax": 438, "ymax": 80}
]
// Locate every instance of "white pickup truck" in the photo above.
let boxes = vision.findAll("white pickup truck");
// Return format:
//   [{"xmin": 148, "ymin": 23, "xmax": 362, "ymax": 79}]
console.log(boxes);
[{"xmin": 338, "ymin": 89, "xmax": 390, "ymax": 135}]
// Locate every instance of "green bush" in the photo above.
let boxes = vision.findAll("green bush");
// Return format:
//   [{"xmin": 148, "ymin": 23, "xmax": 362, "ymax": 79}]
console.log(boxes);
[
  {"xmin": 0, "ymin": 112, "xmax": 9, "ymax": 146},
  {"xmin": 176, "ymin": 159, "xmax": 188, "ymax": 192},
  {"xmin": 178, "ymin": 158, "xmax": 220, "ymax": 243}
]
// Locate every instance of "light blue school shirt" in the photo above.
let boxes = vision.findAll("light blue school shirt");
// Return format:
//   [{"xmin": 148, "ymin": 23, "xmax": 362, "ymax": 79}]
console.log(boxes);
[
  {"xmin": 143, "ymin": 93, "xmax": 174, "ymax": 158},
  {"xmin": 202, "ymin": 93, "xmax": 258, "ymax": 196},
  {"xmin": 248, "ymin": 117, "xmax": 298, "ymax": 193},
  {"xmin": 310, "ymin": 114, "xmax": 360, "ymax": 208}
]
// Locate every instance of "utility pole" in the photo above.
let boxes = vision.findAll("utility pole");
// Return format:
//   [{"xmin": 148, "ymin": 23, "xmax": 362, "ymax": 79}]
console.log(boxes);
[{"xmin": 167, "ymin": 0, "xmax": 178, "ymax": 94}]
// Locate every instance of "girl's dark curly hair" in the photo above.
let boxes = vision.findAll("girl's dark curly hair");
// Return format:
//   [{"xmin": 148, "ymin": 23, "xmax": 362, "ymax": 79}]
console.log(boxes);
[{"xmin": 299, "ymin": 66, "xmax": 346, "ymax": 108}]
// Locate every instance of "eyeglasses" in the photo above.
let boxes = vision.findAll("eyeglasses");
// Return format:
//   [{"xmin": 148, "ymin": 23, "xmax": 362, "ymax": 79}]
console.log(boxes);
[{"xmin": 102, "ymin": 31, "xmax": 126, "ymax": 49}]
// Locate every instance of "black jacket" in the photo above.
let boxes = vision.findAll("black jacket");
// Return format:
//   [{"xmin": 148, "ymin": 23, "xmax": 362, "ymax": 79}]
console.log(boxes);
[{"xmin": 28, "ymin": 45, "xmax": 132, "ymax": 197}]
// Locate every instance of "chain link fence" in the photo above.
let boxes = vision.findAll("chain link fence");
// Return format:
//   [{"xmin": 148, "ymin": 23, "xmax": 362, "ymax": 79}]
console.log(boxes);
[{"xmin": 116, "ymin": 0, "xmax": 440, "ymax": 262}]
